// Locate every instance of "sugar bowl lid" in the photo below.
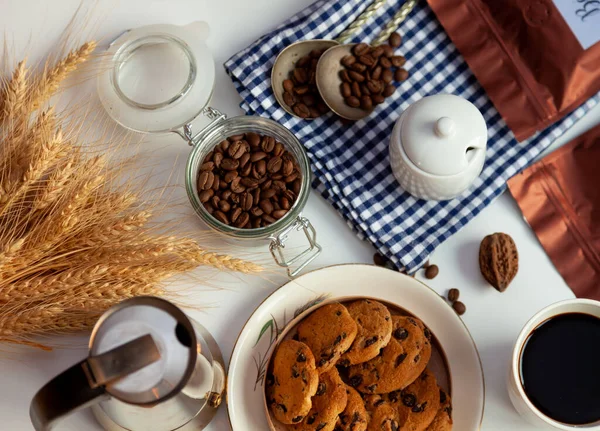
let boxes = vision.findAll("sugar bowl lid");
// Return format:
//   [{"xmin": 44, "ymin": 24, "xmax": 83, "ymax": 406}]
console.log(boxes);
[
  {"xmin": 399, "ymin": 94, "xmax": 487, "ymax": 176},
  {"xmin": 98, "ymin": 22, "xmax": 215, "ymax": 134}
]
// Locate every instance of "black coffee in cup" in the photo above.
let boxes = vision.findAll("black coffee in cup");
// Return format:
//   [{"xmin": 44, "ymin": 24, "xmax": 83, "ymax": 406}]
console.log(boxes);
[{"xmin": 520, "ymin": 313, "xmax": 600, "ymax": 425}]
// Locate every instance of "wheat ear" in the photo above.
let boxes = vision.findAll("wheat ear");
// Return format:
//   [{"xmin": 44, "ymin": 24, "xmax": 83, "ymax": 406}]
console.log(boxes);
[{"xmin": 31, "ymin": 41, "xmax": 97, "ymax": 109}]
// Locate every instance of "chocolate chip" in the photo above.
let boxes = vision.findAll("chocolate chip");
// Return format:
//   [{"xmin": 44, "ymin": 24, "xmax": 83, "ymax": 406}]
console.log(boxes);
[
  {"xmin": 316, "ymin": 423, "xmax": 327, "ymax": 431},
  {"xmin": 365, "ymin": 336, "xmax": 378, "ymax": 347},
  {"xmin": 365, "ymin": 384, "xmax": 377, "ymax": 392},
  {"xmin": 383, "ymin": 419, "xmax": 399, "ymax": 431},
  {"xmin": 375, "ymin": 399, "xmax": 385, "ymax": 407},
  {"xmin": 402, "ymin": 393, "xmax": 416, "ymax": 407},
  {"xmin": 297, "ymin": 352, "xmax": 306, "ymax": 362},
  {"xmin": 266, "ymin": 373, "xmax": 275, "ymax": 386},
  {"xmin": 393, "ymin": 327, "xmax": 409, "ymax": 340},
  {"xmin": 277, "ymin": 403, "xmax": 288, "ymax": 413},
  {"xmin": 412, "ymin": 402, "xmax": 427, "ymax": 413},
  {"xmin": 440, "ymin": 389, "xmax": 447, "ymax": 403},
  {"xmin": 414, "ymin": 354, "xmax": 420, "ymax": 363},
  {"xmin": 388, "ymin": 390, "xmax": 401, "ymax": 403},
  {"xmin": 318, "ymin": 358, "xmax": 327, "ymax": 367},
  {"xmin": 292, "ymin": 416, "xmax": 304, "ymax": 423},
  {"xmin": 316, "ymin": 382, "xmax": 327, "ymax": 396},
  {"xmin": 334, "ymin": 335, "xmax": 342, "ymax": 345},
  {"xmin": 349, "ymin": 375, "xmax": 363, "ymax": 387},
  {"xmin": 307, "ymin": 414, "xmax": 316, "ymax": 425},
  {"xmin": 395, "ymin": 353, "xmax": 407, "ymax": 367}
]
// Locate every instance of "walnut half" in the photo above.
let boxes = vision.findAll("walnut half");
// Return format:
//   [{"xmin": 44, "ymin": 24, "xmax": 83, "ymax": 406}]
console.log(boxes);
[{"xmin": 479, "ymin": 232, "xmax": 519, "ymax": 292}]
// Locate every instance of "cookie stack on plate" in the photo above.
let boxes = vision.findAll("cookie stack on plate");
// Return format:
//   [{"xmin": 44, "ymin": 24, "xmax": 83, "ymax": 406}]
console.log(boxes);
[{"xmin": 267, "ymin": 300, "xmax": 453, "ymax": 431}]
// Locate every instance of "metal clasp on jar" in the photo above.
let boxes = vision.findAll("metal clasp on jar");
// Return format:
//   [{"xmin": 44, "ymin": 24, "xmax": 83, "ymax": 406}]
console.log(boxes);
[
  {"xmin": 172, "ymin": 107, "xmax": 227, "ymax": 147},
  {"xmin": 269, "ymin": 216, "xmax": 322, "ymax": 278}
]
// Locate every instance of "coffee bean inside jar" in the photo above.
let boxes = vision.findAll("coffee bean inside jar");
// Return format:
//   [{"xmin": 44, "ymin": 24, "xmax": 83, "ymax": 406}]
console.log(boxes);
[{"xmin": 197, "ymin": 132, "xmax": 302, "ymax": 229}]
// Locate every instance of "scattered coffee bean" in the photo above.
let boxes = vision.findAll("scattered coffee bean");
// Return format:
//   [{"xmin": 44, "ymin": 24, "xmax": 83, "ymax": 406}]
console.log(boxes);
[
  {"xmin": 281, "ymin": 50, "xmax": 330, "ymax": 118},
  {"xmin": 395, "ymin": 68, "xmax": 409, "ymax": 82},
  {"xmin": 452, "ymin": 301, "xmax": 466, "ymax": 316},
  {"xmin": 338, "ymin": 36, "xmax": 408, "ymax": 111},
  {"xmin": 448, "ymin": 288, "xmax": 460, "ymax": 302},
  {"xmin": 424, "ymin": 264, "xmax": 439, "ymax": 279},
  {"xmin": 198, "ymin": 132, "xmax": 301, "ymax": 229},
  {"xmin": 389, "ymin": 32, "xmax": 402, "ymax": 48}
]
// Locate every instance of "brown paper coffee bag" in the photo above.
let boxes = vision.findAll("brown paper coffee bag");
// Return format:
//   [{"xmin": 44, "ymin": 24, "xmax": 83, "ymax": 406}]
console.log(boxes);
[
  {"xmin": 427, "ymin": 0, "xmax": 600, "ymax": 141},
  {"xmin": 508, "ymin": 125, "xmax": 600, "ymax": 300}
]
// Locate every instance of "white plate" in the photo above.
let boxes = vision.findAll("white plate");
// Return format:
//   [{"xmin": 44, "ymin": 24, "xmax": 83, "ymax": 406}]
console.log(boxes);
[{"xmin": 227, "ymin": 264, "xmax": 485, "ymax": 430}]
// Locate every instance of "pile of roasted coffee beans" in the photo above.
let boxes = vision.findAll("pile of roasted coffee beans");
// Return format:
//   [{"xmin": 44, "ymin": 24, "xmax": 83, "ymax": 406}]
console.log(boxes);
[
  {"xmin": 339, "ymin": 32, "xmax": 408, "ymax": 110},
  {"xmin": 197, "ymin": 132, "xmax": 302, "ymax": 229},
  {"xmin": 282, "ymin": 49, "xmax": 331, "ymax": 119}
]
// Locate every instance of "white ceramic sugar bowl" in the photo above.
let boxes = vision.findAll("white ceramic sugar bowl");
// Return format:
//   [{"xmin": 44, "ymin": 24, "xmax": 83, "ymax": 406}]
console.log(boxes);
[{"xmin": 389, "ymin": 94, "xmax": 487, "ymax": 200}]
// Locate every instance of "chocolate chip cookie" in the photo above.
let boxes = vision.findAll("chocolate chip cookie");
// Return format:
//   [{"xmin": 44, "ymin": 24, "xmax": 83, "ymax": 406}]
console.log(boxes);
[
  {"xmin": 269, "ymin": 340, "xmax": 319, "ymax": 424},
  {"xmin": 347, "ymin": 316, "xmax": 431, "ymax": 394},
  {"xmin": 367, "ymin": 403, "xmax": 407, "ymax": 431},
  {"xmin": 292, "ymin": 367, "xmax": 348, "ymax": 431},
  {"xmin": 384, "ymin": 369, "xmax": 440, "ymax": 431},
  {"xmin": 335, "ymin": 385, "xmax": 368, "ymax": 431},
  {"xmin": 425, "ymin": 389, "xmax": 453, "ymax": 431},
  {"xmin": 339, "ymin": 299, "xmax": 393, "ymax": 366},
  {"xmin": 296, "ymin": 303, "xmax": 358, "ymax": 374}
]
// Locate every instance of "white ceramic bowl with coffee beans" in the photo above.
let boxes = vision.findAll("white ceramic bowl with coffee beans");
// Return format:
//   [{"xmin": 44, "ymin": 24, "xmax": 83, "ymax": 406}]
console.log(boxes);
[{"xmin": 185, "ymin": 116, "xmax": 321, "ymax": 277}]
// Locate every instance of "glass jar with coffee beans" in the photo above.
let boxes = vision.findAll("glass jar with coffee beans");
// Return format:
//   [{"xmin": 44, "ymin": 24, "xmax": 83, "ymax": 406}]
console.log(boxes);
[
  {"xmin": 197, "ymin": 132, "xmax": 302, "ymax": 229},
  {"xmin": 96, "ymin": 24, "xmax": 320, "ymax": 278},
  {"xmin": 186, "ymin": 115, "xmax": 321, "ymax": 277}
]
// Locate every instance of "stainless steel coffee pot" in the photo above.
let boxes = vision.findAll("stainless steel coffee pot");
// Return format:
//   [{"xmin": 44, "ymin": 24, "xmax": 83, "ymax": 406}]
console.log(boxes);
[{"xmin": 30, "ymin": 297, "xmax": 226, "ymax": 431}]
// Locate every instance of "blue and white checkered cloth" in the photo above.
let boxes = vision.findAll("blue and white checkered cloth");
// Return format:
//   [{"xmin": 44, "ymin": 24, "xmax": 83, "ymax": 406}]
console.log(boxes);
[{"xmin": 224, "ymin": 0, "xmax": 600, "ymax": 272}]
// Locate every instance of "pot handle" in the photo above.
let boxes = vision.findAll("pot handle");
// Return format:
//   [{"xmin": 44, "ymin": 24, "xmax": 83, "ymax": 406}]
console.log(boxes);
[
  {"xmin": 269, "ymin": 216, "xmax": 322, "ymax": 278},
  {"xmin": 30, "ymin": 334, "xmax": 160, "ymax": 431}
]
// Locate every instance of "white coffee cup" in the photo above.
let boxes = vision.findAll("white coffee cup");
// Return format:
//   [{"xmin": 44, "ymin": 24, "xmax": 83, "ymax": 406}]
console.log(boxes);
[{"xmin": 508, "ymin": 298, "xmax": 600, "ymax": 430}]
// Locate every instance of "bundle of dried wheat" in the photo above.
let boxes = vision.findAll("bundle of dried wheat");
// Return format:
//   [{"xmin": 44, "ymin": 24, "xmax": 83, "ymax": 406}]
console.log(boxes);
[{"xmin": 0, "ymin": 42, "xmax": 262, "ymax": 350}]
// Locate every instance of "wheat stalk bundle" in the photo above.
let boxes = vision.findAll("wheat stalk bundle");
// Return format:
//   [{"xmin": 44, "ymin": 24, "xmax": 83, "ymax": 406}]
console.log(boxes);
[{"xmin": 0, "ymin": 42, "xmax": 262, "ymax": 349}]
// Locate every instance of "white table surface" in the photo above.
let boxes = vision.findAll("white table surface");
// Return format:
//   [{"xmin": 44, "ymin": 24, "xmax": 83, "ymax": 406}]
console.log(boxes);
[{"xmin": 2, "ymin": 1, "xmax": 600, "ymax": 430}]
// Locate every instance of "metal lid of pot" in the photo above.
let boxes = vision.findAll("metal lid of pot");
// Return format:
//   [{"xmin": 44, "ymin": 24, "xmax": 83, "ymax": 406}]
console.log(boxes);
[
  {"xmin": 97, "ymin": 22, "xmax": 215, "ymax": 134},
  {"xmin": 400, "ymin": 94, "xmax": 487, "ymax": 176},
  {"xmin": 90, "ymin": 297, "xmax": 198, "ymax": 405}
]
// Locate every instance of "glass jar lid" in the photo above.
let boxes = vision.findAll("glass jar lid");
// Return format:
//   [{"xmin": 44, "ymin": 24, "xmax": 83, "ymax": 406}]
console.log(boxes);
[{"xmin": 98, "ymin": 22, "xmax": 215, "ymax": 134}]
